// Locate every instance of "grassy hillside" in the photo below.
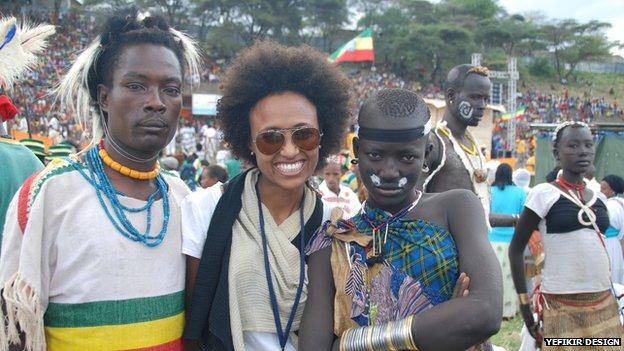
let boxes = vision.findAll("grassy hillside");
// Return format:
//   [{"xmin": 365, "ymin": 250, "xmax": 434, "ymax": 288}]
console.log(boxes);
[{"xmin": 519, "ymin": 71, "xmax": 624, "ymax": 103}]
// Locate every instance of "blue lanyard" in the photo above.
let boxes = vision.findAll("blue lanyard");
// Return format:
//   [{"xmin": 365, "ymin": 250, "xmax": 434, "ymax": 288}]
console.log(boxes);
[{"xmin": 255, "ymin": 180, "xmax": 306, "ymax": 350}]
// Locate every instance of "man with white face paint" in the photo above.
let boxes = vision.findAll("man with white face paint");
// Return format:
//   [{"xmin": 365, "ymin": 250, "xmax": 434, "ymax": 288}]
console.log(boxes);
[
  {"xmin": 423, "ymin": 64, "xmax": 517, "ymax": 228},
  {"xmin": 300, "ymin": 89, "xmax": 502, "ymax": 351}
]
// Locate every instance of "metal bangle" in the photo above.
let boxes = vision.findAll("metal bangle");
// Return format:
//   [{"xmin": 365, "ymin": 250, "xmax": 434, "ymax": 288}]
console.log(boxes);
[
  {"xmin": 405, "ymin": 315, "xmax": 418, "ymax": 350},
  {"xmin": 384, "ymin": 321, "xmax": 395, "ymax": 350},
  {"xmin": 340, "ymin": 329, "xmax": 348, "ymax": 351},
  {"xmin": 367, "ymin": 324, "xmax": 374, "ymax": 351},
  {"xmin": 340, "ymin": 317, "xmax": 420, "ymax": 351}
]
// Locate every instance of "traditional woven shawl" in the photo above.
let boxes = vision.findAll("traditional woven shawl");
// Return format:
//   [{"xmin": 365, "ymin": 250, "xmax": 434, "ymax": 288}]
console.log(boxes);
[
  {"xmin": 349, "ymin": 206, "xmax": 459, "ymax": 305},
  {"xmin": 306, "ymin": 206, "xmax": 459, "ymax": 335},
  {"xmin": 228, "ymin": 169, "xmax": 316, "ymax": 350},
  {"xmin": 0, "ymin": 159, "xmax": 187, "ymax": 351}
]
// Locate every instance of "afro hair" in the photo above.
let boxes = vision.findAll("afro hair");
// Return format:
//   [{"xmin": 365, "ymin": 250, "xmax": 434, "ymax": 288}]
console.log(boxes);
[{"xmin": 217, "ymin": 40, "xmax": 352, "ymax": 169}]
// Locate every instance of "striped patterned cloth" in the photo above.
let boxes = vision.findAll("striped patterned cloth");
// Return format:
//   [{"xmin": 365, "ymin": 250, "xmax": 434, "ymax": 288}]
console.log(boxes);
[
  {"xmin": 0, "ymin": 158, "xmax": 189, "ymax": 350},
  {"xmin": 44, "ymin": 291, "xmax": 184, "ymax": 350},
  {"xmin": 307, "ymin": 207, "xmax": 459, "ymax": 333},
  {"xmin": 350, "ymin": 206, "xmax": 459, "ymax": 304}
]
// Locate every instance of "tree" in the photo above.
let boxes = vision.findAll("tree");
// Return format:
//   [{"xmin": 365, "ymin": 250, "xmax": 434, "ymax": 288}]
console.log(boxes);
[
  {"xmin": 349, "ymin": 0, "xmax": 394, "ymax": 26},
  {"xmin": 384, "ymin": 22, "xmax": 475, "ymax": 83},
  {"xmin": 441, "ymin": 0, "xmax": 502, "ymax": 20},
  {"xmin": 82, "ymin": 0, "xmax": 133, "ymax": 6},
  {"xmin": 191, "ymin": 0, "xmax": 308, "ymax": 57},
  {"xmin": 136, "ymin": 0, "xmax": 191, "ymax": 26},
  {"xmin": 476, "ymin": 14, "xmax": 539, "ymax": 56},
  {"xmin": 355, "ymin": 0, "xmax": 476, "ymax": 83},
  {"xmin": 539, "ymin": 19, "xmax": 615, "ymax": 81},
  {"xmin": 303, "ymin": 0, "xmax": 349, "ymax": 51}
]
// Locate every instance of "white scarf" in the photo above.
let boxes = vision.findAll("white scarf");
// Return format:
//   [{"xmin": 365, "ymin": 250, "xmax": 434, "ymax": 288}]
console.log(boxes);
[{"xmin": 228, "ymin": 169, "xmax": 316, "ymax": 350}]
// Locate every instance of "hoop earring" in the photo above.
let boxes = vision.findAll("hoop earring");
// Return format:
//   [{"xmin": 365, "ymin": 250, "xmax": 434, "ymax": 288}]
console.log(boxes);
[
  {"xmin": 422, "ymin": 164, "xmax": 429, "ymax": 173},
  {"xmin": 350, "ymin": 158, "xmax": 358, "ymax": 165}
]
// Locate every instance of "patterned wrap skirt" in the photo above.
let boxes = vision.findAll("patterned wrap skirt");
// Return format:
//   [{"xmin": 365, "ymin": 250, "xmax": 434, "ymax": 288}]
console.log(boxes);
[{"xmin": 542, "ymin": 290, "xmax": 623, "ymax": 350}]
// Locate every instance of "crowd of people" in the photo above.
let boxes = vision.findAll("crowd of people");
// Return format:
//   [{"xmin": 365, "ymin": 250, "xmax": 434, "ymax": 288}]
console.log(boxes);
[
  {"xmin": 489, "ymin": 87, "xmax": 623, "ymax": 164},
  {"xmin": 5, "ymin": 11, "xmax": 96, "ymax": 145},
  {"xmin": 520, "ymin": 89, "xmax": 623, "ymax": 124},
  {"xmin": 1, "ymin": 6, "xmax": 623, "ymax": 351}
]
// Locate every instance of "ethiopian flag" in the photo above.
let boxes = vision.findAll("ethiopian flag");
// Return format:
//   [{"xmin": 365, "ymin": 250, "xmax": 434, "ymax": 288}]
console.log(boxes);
[
  {"xmin": 329, "ymin": 28, "xmax": 374, "ymax": 64},
  {"xmin": 500, "ymin": 107, "xmax": 527, "ymax": 121}
]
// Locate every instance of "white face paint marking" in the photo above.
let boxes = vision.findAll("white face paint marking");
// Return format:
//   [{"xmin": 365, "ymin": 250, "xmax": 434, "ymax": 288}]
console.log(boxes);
[
  {"xmin": 370, "ymin": 173, "xmax": 382, "ymax": 186},
  {"xmin": 370, "ymin": 173, "xmax": 408, "ymax": 188},
  {"xmin": 458, "ymin": 101, "xmax": 474, "ymax": 121},
  {"xmin": 398, "ymin": 177, "xmax": 407, "ymax": 187}
]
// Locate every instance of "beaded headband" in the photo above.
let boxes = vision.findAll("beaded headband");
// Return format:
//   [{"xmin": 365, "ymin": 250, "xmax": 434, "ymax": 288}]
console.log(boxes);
[
  {"xmin": 358, "ymin": 117, "xmax": 433, "ymax": 142},
  {"xmin": 552, "ymin": 121, "xmax": 590, "ymax": 143}
]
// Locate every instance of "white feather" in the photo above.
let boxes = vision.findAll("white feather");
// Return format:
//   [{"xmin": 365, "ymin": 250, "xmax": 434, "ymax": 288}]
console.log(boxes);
[
  {"xmin": 55, "ymin": 38, "xmax": 102, "ymax": 145},
  {"xmin": 18, "ymin": 22, "xmax": 55, "ymax": 55},
  {"xmin": 169, "ymin": 27, "xmax": 202, "ymax": 88},
  {"xmin": 0, "ymin": 16, "xmax": 55, "ymax": 89},
  {"xmin": 0, "ymin": 17, "xmax": 24, "ymax": 88}
]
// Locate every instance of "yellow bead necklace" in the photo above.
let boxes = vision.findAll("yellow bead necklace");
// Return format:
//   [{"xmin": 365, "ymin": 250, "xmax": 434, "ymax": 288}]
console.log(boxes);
[
  {"xmin": 98, "ymin": 140, "xmax": 160, "ymax": 180},
  {"xmin": 437, "ymin": 126, "xmax": 478, "ymax": 156}
]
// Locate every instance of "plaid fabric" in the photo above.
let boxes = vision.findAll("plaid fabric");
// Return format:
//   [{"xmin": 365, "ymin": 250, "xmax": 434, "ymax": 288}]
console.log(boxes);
[{"xmin": 350, "ymin": 205, "xmax": 459, "ymax": 304}]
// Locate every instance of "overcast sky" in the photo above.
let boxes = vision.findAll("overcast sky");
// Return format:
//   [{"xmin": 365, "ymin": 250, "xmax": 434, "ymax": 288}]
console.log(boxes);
[
  {"xmin": 498, "ymin": 0, "xmax": 623, "ymax": 57},
  {"xmin": 418, "ymin": 1, "xmax": 623, "ymax": 56}
]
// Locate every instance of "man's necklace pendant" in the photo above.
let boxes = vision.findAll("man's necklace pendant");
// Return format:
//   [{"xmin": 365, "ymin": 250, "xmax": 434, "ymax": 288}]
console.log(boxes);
[
  {"xmin": 366, "ymin": 228, "xmax": 385, "ymax": 266},
  {"xmin": 366, "ymin": 253, "xmax": 385, "ymax": 266},
  {"xmin": 473, "ymin": 169, "xmax": 488, "ymax": 183}
]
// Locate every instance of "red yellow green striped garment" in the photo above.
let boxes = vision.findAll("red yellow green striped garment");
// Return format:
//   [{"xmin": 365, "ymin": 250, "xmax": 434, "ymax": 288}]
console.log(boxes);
[{"xmin": 43, "ymin": 291, "xmax": 184, "ymax": 351}]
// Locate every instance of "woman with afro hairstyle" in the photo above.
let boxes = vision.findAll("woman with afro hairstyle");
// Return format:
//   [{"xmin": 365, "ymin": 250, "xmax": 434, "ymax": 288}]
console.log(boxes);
[{"xmin": 182, "ymin": 41, "xmax": 352, "ymax": 351}]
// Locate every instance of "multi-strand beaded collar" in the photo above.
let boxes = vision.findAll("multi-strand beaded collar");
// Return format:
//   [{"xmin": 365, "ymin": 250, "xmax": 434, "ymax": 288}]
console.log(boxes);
[{"xmin": 71, "ymin": 141, "xmax": 170, "ymax": 247}]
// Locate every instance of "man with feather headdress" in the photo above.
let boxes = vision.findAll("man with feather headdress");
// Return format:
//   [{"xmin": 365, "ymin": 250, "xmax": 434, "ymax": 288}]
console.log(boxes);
[
  {"xmin": 0, "ymin": 7, "xmax": 201, "ymax": 351},
  {"xmin": 0, "ymin": 16, "xmax": 55, "ymax": 248}
]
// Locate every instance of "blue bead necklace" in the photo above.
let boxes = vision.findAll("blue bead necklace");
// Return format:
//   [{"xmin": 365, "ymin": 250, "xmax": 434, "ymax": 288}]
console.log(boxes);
[{"xmin": 70, "ymin": 145, "xmax": 170, "ymax": 247}]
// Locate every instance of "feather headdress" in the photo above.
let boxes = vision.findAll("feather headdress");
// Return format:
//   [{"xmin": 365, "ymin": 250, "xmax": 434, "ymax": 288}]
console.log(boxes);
[
  {"xmin": 56, "ymin": 24, "xmax": 202, "ymax": 145},
  {"xmin": 0, "ymin": 16, "xmax": 55, "ymax": 89}
]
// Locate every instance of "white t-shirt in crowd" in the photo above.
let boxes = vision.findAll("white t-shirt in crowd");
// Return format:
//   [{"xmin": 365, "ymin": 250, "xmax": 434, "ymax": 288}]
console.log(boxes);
[{"xmin": 317, "ymin": 181, "xmax": 361, "ymax": 219}]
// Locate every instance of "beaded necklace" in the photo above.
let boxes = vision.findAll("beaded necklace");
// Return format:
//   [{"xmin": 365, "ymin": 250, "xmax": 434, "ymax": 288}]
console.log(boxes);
[
  {"xmin": 98, "ymin": 140, "xmax": 160, "ymax": 180},
  {"xmin": 556, "ymin": 177, "xmax": 586, "ymax": 202},
  {"xmin": 361, "ymin": 191, "xmax": 422, "ymax": 265},
  {"xmin": 437, "ymin": 125, "xmax": 487, "ymax": 183},
  {"xmin": 70, "ymin": 145, "xmax": 170, "ymax": 247},
  {"xmin": 438, "ymin": 125, "xmax": 477, "ymax": 156}
]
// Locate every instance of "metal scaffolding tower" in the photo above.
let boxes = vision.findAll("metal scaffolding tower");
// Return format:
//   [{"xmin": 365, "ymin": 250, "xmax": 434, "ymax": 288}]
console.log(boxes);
[{"xmin": 471, "ymin": 53, "xmax": 519, "ymax": 153}]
